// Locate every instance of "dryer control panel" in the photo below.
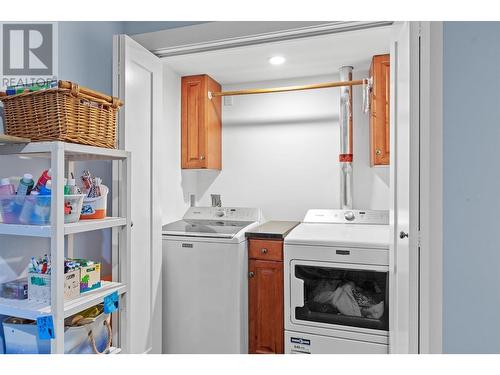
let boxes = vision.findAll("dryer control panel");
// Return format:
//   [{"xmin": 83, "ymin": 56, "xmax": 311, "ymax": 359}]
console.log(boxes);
[{"xmin": 303, "ymin": 209, "xmax": 389, "ymax": 225}]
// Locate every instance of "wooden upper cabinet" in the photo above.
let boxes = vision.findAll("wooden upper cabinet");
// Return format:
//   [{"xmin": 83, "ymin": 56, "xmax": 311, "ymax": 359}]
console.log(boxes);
[
  {"xmin": 181, "ymin": 74, "xmax": 222, "ymax": 169},
  {"xmin": 369, "ymin": 54, "xmax": 390, "ymax": 166}
]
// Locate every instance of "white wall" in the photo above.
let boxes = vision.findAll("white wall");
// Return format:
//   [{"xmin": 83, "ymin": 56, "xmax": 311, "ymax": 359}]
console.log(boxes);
[
  {"xmin": 191, "ymin": 73, "xmax": 390, "ymax": 221},
  {"xmin": 160, "ymin": 64, "xmax": 196, "ymax": 225}
]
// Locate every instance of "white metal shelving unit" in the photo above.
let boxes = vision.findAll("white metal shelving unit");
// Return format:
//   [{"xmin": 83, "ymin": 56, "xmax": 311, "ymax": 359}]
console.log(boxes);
[{"xmin": 0, "ymin": 141, "xmax": 131, "ymax": 354}]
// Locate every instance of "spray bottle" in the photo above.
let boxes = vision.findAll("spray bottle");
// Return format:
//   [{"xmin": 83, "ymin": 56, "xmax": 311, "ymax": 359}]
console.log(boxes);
[
  {"xmin": 32, "ymin": 181, "xmax": 51, "ymax": 225},
  {"xmin": 38, "ymin": 180, "xmax": 52, "ymax": 196},
  {"xmin": 34, "ymin": 169, "xmax": 51, "ymax": 192}
]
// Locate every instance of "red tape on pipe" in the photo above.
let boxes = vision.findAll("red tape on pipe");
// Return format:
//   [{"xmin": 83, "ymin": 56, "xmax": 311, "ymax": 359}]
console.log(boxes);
[{"xmin": 339, "ymin": 154, "xmax": 353, "ymax": 162}]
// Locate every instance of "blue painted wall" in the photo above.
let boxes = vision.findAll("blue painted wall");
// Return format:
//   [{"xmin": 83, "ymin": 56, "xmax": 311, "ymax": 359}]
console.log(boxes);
[
  {"xmin": 58, "ymin": 22, "xmax": 124, "ymax": 95},
  {"xmin": 58, "ymin": 21, "xmax": 208, "ymax": 93},
  {"xmin": 443, "ymin": 21, "xmax": 500, "ymax": 353}
]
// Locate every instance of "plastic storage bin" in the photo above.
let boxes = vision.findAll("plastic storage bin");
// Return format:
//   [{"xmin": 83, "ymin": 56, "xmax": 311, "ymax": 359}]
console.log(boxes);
[
  {"xmin": 64, "ymin": 194, "xmax": 85, "ymax": 223},
  {"xmin": 0, "ymin": 314, "xmax": 8, "ymax": 354},
  {"xmin": 0, "ymin": 278, "xmax": 28, "ymax": 300},
  {"xmin": 2, "ymin": 317, "xmax": 51, "ymax": 354},
  {"xmin": 0, "ymin": 194, "xmax": 51, "ymax": 225},
  {"xmin": 0, "ymin": 194, "xmax": 86, "ymax": 225},
  {"xmin": 2, "ymin": 304, "xmax": 111, "ymax": 354},
  {"xmin": 80, "ymin": 185, "xmax": 108, "ymax": 220}
]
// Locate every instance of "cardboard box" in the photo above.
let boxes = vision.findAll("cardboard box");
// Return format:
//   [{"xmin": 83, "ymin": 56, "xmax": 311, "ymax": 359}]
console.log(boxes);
[
  {"xmin": 79, "ymin": 263, "xmax": 101, "ymax": 293},
  {"xmin": 27, "ymin": 269, "xmax": 80, "ymax": 303}
]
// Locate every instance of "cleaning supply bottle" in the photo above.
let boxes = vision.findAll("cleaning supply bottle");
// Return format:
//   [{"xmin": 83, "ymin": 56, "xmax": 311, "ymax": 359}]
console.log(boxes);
[
  {"xmin": 39, "ymin": 180, "xmax": 52, "ymax": 196},
  {"xmin": 19, "ymin": 191, "xmax": 39, "ymax": 224},
  {"xmin": 66, "ymin": 178, "xmax": 81, "ymax": 195},
  {"xmin": 33, "ymin": 169, "xmax": 51, "ymax": 192},
  {"xmin": 15, "ymin": 174, "xmax": 34, "ymax": 202},
  {"xmin": 0, "ymin": 178, "xmax": 17, "ymax": 223},
  {"xmin": 32, "ymin": 181, "xmax": 51, "ymax": 225},
  {"xmin": 0, "ymin": 178, "xmax": 15, "ymax": 195},
  {"xmin": 64, "ymin": 178, "xmax": 70, "ymax": 195}
]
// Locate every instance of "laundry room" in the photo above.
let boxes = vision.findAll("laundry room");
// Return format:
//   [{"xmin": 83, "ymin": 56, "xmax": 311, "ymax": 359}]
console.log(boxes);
[
  {"xmin": 14, "ymin": 4, "xmax": 500, "ymax": 369},
  {"xmin": 155, "ymin": 24, "xmax": 395, "ymax": 354},
  {"xmin": 0, "ymin": 19, "xmax": 440, "ymax": 357}
]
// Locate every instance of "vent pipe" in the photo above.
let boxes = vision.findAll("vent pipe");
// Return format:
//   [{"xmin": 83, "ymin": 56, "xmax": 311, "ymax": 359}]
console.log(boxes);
[{"xmin": 339, "ymin": 66, "xmax": 353, "ymax": 209}]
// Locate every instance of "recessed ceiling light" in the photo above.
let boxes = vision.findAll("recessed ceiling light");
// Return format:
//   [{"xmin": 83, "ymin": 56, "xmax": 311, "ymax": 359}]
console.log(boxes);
[{"xmin": 269, "ymin": 56, "xmax": 286, "ymax": 65}]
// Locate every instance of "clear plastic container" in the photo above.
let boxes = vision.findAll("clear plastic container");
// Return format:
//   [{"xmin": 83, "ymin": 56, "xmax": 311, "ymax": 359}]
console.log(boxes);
[
  {"xmin": 64, "ymin": 194, "xmax": 85, "ymax": 223},
  {"xmin": 0, "ymin": 278, "xmax": 28, "ymax": 300},
  {"xmin": 0, "ymin": 194, "xmax": 50, "ymax": 225},
  {"xmin": 0, "ymin": 193, "xmax": 89, "ymax": 225}
]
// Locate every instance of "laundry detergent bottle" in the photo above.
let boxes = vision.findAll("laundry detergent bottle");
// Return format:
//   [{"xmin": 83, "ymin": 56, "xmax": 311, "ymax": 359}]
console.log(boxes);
[
  {"xmin": 14, "ymin": 173, "xmax": 34, "ymax": 205},
  {"xmin": 0, "ymin": 178, "xmax": 17, "ymax": 223},
  {"xmin": 17, "ymin": 174, "xmax": 34, "ymax": 196},
  {"xmin": 34, "ymin": 169, "xmax": 51, "ymax": 192},
  {"xmin": 0, "ymin": 178, "xmax": 15, "ymax": 195}
]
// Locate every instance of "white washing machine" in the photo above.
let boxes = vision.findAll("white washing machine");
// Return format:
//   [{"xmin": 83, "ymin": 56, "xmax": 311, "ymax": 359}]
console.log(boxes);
[
  {"xmin": 161, "ymin": 207, "xmax": 261, "ymax": 354},
  {"xmin": 284, "ymin": 209, "xmax": 390, "ymax": 354}
]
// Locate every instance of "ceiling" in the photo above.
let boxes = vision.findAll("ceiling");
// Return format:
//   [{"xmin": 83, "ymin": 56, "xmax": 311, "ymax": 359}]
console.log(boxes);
[{"xmin": 161, "ymin": 26, "xmax": 392, "ymax": 85}]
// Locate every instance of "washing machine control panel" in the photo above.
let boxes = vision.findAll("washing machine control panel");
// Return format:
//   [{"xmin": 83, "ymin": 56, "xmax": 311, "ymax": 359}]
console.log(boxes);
[
  {"xmin": 303, "ymin": 209, "xmax": 389, "ymax": 225},
  {"xmin": 183, "ymin": 207, "xmax": 262, "ymax": 222}
]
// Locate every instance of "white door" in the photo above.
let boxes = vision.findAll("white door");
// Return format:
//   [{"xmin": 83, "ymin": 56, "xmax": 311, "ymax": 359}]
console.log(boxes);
[
  {"xmin": 389, "ymin": 22, "xmax": 420, "ymax": 354},
  {"xmin": 113, "ymin": 35, "xmax": 163, "ymax": 354}
]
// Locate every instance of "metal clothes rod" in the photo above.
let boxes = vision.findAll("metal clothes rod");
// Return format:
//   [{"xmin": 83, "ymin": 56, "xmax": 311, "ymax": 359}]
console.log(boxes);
[{"xmin": 209, "ymin": 79, "xmax": 367, "ymax": 98}]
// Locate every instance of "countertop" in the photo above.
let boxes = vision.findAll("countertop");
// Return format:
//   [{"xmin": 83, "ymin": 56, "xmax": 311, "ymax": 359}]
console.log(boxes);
[{"xmin": 245, "ymin": 221, "xmax": 300, "ymax": 240}]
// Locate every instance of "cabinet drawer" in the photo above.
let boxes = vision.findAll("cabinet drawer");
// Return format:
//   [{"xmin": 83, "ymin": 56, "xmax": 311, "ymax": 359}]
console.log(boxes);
[{"xmin": 249, "ymin": 239, "xmax": 283, "ymax": 261}]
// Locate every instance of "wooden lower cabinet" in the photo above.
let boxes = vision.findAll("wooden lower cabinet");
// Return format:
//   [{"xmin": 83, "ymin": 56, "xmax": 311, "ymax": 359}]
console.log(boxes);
[{"xmin": 248, "ymin": 239, "xmax": 284, "ymax": 354}]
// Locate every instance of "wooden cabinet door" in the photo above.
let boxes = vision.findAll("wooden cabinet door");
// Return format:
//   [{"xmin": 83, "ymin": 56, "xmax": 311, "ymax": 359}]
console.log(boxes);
[
  {"xmin": 248, "ymin": 259, "xmax": 284, "ymax": 354},
  {"xmin": 181, "ymin": 75, "xmax": 207, "ymax": 168},
  {"xmin": 370, "ymin": 54, "xmax": 390, "ymax": 166},
  {"xmin": 181, "ymin": 74, "xmax": 221, "ymax": 169}
]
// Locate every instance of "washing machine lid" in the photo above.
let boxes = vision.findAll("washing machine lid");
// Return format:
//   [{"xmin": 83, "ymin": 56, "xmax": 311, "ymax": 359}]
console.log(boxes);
[
  {"xmin": 284, "ymin": 223, "xmax": 390, "ymax": 249},
  {"xmin": 162, "ymin": 219, "xmax": 255, "ymax": 239}
]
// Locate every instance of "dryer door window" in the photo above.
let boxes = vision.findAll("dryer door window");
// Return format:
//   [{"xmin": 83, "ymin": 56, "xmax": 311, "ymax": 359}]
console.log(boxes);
[{"xmin": 292, "ymin": 263, "xmax": 389, "ymax": 331}]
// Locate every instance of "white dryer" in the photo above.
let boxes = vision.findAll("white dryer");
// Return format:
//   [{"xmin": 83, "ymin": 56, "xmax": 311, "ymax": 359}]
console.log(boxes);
[
  {"xmin": 284, "ymin": 209, "xmax": 390, "ymax": 354},
  {"xmin": 162, "ymin": 207, "xmax": 261, "ymax": 354}
]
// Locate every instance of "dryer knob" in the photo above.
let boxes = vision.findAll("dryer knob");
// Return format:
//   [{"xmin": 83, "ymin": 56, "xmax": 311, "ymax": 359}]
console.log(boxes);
[
  {"xmin": 344, "ymin": 211, "xmax": 355, "ymax": 221},
  {"xmin": 215, "ymin": 211, "xmax": 225, "ymax": 217}
]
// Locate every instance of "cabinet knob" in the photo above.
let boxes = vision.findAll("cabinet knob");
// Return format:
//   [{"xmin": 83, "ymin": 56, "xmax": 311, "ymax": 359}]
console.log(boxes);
[
  {"xmin": 261, "ymin": 248, "xmax": 268, "ymax": 254},
  {"xmin": 376, "ymin": 149, "xmax": 382, "ymax": 156},
  {"xmin": 248, "ymin": 271, "xmax": 255, "ymax": 278},
  {"xmin": 400, "ymin": 231, "xmax": 409, "ymax": 239},
  {"xmin": 199, "ymin": 155, "xmax": 205, "ymax": 160}
]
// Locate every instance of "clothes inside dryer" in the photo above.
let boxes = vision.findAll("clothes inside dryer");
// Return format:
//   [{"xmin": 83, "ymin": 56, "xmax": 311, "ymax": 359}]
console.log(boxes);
[{"xmin": 294, "ymin": 265, "xmax": 389, "ymax": 331}]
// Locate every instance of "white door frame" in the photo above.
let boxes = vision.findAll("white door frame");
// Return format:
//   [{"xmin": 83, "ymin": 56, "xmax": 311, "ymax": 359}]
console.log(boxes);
[
  {"xmin": 112, "ymin": 35, "xmax": 163, "ymax": 354},
  {"xmin": 389, "ymin": 21, "xmax": 443, "ymax": 354},
  {"xmin": 418, "ymin": 21, "xmax": 443, "ymax": 354},
  {"xmin": 130, "ymin": 21, "xmax": 443, "ymax": 354}
]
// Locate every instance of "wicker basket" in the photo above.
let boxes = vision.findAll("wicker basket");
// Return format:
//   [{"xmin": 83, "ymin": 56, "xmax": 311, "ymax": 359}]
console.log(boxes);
[{"xmin": 0, "ymin": 80, "xmax": 123, "ymax": 149}]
